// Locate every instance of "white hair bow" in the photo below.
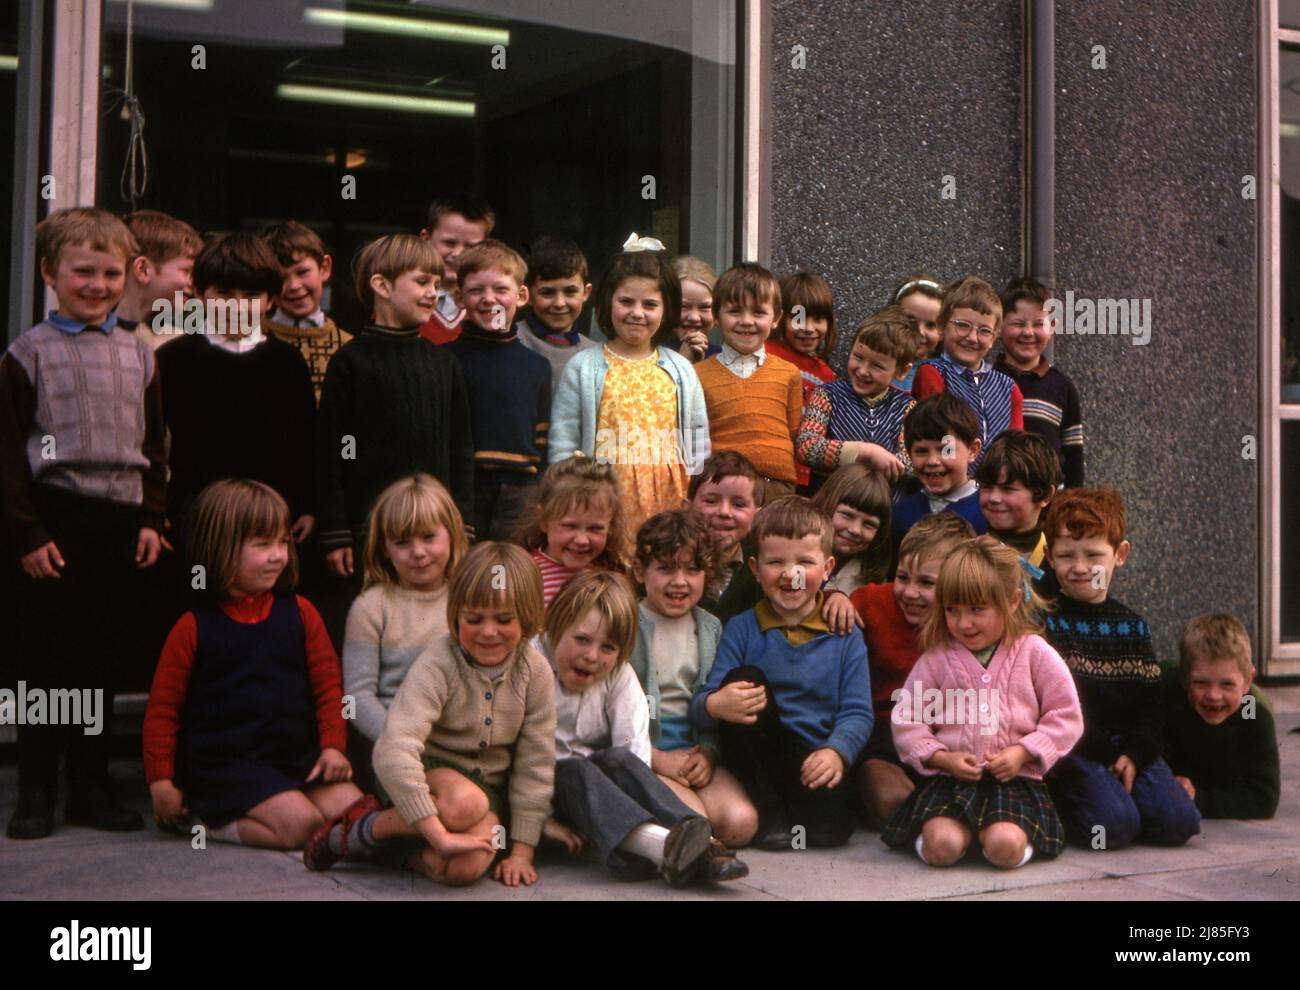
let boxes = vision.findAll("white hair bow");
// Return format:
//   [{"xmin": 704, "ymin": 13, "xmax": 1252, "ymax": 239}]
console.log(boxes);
[{"xmin": 622, "ymin": 232, "xmax": 666, "ymax": 253}]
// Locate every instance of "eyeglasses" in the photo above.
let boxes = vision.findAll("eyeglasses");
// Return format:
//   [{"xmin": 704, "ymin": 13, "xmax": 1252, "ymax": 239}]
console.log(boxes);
[{"xmin": 949, "ymin": 318, "xmax": 997, "ymax": 342}]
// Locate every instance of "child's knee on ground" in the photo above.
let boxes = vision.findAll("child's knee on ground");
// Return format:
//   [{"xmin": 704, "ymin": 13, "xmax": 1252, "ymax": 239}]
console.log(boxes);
[
  {"xmin": 861, "ymin": 759, "xmax": 913, "ymax": 826},
  {"xmin": 979, "ymin": 822, "xmax": 1027, "ymax": 868},
  {"xmin": 246, "ymin": 791, "xmax": 327, "ymax": 849},
  {"xmin": 921, "ymin": 816, "xmax": 970, "ymax": 866},
  {"xmin": 427, "ymin": 768, "xmax": 491, "ymax": 832}
]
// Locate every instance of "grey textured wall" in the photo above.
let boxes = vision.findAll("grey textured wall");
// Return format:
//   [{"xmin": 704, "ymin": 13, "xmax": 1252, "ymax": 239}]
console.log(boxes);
[
  {"xmin": 1053, "ymin": 0, "xmax": 1258, "ymax": 662},
  {"xmin": 767, "ymin": 0, "xmax": 1260, "ymax": 663},
  {"xmin": 767, "ymin": 0, "xmax": 1023, "ymax": 367}
]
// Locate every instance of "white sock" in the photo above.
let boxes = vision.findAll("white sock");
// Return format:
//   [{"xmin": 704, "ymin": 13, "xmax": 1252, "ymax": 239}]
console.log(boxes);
[
  {"xmin": 206, "ymin": 821, "xmax": 243, "ymax": 845},
  {"xmin": 914, "ymin": 834, "xmax": 930, "ymax": 865},
  {"xmin": 619, "ymin": 823, "xmax": 670, "ymax": 866}
]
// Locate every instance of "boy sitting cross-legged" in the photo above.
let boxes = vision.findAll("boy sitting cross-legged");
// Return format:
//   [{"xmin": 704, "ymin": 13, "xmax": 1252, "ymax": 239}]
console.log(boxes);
[
  {"xmin": 691, "ymin": 496, "xmax": 873, "ymax": 850},
  {"xmin": 1040, "ymin": 487, "xmax": 1201, "ymax": 849},
  {"xmin": 1163, "ymin": 614, "xmax": 1280, "ymax": 820}
]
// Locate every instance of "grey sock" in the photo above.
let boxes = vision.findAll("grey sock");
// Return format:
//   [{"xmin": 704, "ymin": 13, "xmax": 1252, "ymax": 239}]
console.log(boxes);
[{"xmin": 326, "ymin": 810, "xmax": 386, "ymax": 858}]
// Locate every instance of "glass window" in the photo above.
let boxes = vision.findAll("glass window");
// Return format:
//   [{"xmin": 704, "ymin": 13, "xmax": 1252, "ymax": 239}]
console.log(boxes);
[
  {"xmin": 1283, "ymin": 421, "xmax": 1300, "ymax": 642},
  {"xmin": 97, "ymin": 0, "xmax": 737, "ymax": 331},
  {"xmin": 0, "ymin": 3, "xmax": 19, "ymax": 328},
  {"xmin": 1278, "ymin": 45, "xmax": 1300, "ymax": 403},
  {"xmin": 1282, "ymin": 0, "xmax": 1300, "ymax": 30}
]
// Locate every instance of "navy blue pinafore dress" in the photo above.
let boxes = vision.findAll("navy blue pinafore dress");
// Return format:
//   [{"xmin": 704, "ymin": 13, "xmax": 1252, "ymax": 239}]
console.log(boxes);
[{"xmin": 176, "ymin": 595, "xmax": 319, "ymax": 827}]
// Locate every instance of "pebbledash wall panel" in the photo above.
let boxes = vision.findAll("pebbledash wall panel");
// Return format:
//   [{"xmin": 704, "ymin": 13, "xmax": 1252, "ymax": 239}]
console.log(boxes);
[
  {"xmin": 1052, "ymin": 0, "xmax": 1258, "ymax": 663},
  {"xmin": 765, "ymin": 0, "xmax": 1023, "ymax": 370},
  {"xmin": 766, "ymin": 0, "xmax": 1260, "ymax": 663}
]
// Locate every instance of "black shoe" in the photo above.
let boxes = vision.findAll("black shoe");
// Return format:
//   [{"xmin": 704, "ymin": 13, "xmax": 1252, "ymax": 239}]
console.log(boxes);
[
  {"xmin": 6, "ymin": 785, "xmax": 56, "ymax": 839},
  {"xmin": 66, "ymin": 781, "xmax": 144, "ymax": 832},
  {"xmin": 660, "ymin": 817, "xmax": 713, "ymax": 888},
  {"xmin": 702, "ymin": 838, "xmax": 749, "ymax": 882},
  {"xmin": 753, "ymin": 815, "xmax": 795, "ymax": 851}
]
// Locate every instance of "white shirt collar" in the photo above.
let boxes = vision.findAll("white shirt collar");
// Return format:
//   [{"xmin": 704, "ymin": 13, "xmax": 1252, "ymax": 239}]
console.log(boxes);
[
  {"xmin": 436, "ymin": 290, "xmax": 462, "ymax": 321},
  {"xmin": 926, "ymin": 479, "xmax": 978, "ymax": 513},
  {"xmin": 208, "ymin": 326, "xmax": 267, "ymax": 354},
  {"xmin": 272, "ymin": 307, "xmax": 325, "ymax": 329},
  {"xmin": 719, "ymin": 342, "xmax": 766, "ymax": 379}
]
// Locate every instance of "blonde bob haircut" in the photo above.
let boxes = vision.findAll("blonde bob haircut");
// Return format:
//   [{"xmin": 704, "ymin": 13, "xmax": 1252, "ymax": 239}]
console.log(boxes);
[
  {"xmin": 446, "ymin": 541, "xmax": 545, "ymax": 642},
  {"xmin": 543, "ymin": 570, "xmax": 639, "ymax": 667},
  {"xmin": 353, "ymin": 233, "xmax": 444, "ymax": 308},
  {"xmin": 920, "ymin": 535, "xmax": 1045, "ymax": 652},
  {"xmin": 188, "ymin": 478, "xmax": 297, "ymax": 601},
  {"xmin": 362, "ymin": 473, "xmax": 468, "ymax": 589},
  {"xmin": 518, "ymin": 454, "xmax": 629, "ymax": 569}
]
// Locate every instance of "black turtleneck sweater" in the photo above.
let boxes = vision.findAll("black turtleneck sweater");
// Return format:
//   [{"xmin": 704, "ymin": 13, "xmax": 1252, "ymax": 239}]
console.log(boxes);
[
  {"xmin": 445, "ymin": 321, "xmax": 552, "ymax": 475},
  {"xmin": 315, "ymin": 323, "xmax": 474, "ymax": 550}
]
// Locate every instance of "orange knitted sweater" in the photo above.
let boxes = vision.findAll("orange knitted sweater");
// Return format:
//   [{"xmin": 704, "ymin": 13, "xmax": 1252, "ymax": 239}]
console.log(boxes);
[{"xmin": 695, "ymin": 354, "xmax": 803, "ymax": 483}]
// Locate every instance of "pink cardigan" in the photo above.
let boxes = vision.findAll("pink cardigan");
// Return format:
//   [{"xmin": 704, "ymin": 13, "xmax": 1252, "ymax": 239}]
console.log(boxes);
[{"xmin": 890, "ymin": 633, "xmax": 1082, "ymax": 780}]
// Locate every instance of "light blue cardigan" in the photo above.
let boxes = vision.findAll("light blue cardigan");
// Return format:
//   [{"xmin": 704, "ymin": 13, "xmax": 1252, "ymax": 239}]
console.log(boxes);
[
  {"xmin": 548, "ymin": 344, "xmax": 711, "ymax": 474},
  {"xmin": 627, "ymin": 604, "xmax": 723, "ymax": 754}
]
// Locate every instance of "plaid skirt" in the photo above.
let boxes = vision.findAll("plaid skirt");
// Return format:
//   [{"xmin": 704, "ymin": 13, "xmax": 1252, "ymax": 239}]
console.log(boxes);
[{"xmin": 881, "ymin": 774, "xmax": 1065, "ymax": 858}]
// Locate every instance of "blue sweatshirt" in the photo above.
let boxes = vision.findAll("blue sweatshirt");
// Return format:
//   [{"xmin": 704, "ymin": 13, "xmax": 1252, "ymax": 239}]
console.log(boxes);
[{"xmin": 690, "ymin": 608, "xmax": 873, "ymax": 765}]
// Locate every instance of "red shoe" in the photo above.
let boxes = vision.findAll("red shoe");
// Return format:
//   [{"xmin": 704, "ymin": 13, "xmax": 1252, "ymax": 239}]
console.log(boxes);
[{"xmin": 303, "ymin": 795, "xmax": 380, "ymax": 871}]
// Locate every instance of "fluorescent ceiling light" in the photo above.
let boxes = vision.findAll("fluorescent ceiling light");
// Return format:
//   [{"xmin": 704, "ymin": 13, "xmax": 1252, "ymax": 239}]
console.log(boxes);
[
  {"xmin": 276, "ymin": 83, "xmax": 475, "ymax": 117},
  {"xmin": 0, "ymin": 55, "xmax": 16, "ymax": 72},
  {"xmin": 108, "ymin": 0, "xmax": 215, "ymax": 10},
  {"xmin": 303, "ymin": 8, "xmax": 508, "ymax": 46}
]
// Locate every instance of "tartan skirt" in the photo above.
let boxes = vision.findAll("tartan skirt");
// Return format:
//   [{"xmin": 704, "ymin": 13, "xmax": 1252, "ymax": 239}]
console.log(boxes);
[{"xmin": 881, "ymin": 774, "xmax": 1065, "ymax": 858}]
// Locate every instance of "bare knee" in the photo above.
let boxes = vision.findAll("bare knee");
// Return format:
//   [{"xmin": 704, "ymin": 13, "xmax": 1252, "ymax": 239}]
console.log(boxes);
[
  {"xmin": 921, "ymin": 818, "xmax": 969, "ymax": 867},
  {"xmin": 438, "ymin": 787, "xmax": 490, "ymax": 833},
  {"xmin": 980, "ymin": 823, "xmax": 1028, "ymax": 868},
  {"xmin": 441, "ymin": 852, "xmax": 491, "ymax": 887},
  {"xmin": 716, "ymin": 802, "xmax": 759, "ymax": 847}
]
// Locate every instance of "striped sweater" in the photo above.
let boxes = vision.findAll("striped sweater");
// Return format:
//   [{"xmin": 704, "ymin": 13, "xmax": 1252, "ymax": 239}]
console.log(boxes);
[
  {"xmin": 695, "ymin": 353, "xmax": 803, "ymax": 483},
  {"xmin": 994, "ymin": 356, "xmax": 1084, "ymax": 487},
  {"xmin": 796, "ymin": 380, "xmax": 914, "ymax": 472},
  {"xmin": 912, "ymin": 353, "xmax": 1023, "ymax": 470},
  {"xmin": 766, "ymin": 341, "xmax": 836, "ymax": 486}
]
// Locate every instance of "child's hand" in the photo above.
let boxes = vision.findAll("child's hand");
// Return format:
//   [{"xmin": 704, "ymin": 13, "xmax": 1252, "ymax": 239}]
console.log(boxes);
[
  {"xmin": 21, "ymin": 541, "xmax": 65, "ymax": 579},
  {"xmin": 494, "ymin": 843, "xmax": 538, "ymax": 886},
  {"xmin": 417, "ymin": 815, "xmax": 496, "ymax": 857},
  {"xmin": 306, "ymin": 747, "xmax": 353, "ymax": 784},
  {"xmin": 136, "ymin": 527, "xmax": 162, "ymax": 568},
  {"xmin": 678, "ymin": 330, "xmax": 709, "ymax": 361},
  {"xmin": 326, "ymin": 546, "xmax": 353, "ymax": 577},
  {"xmin": 1175, "ymin": 775, "xmax": 1196, "ymax": 800},
  {"xmin": 542, "ymin": 817, "xmax": 585, "ymax": 855},
  {"xmin": 705, "ymin": 681, "xmax": 767, "ymax": 724},
  {"xmin": 821, "ymin": 591, "xmax": 863, "ymax": 635},
  {"xmin": 680, "ymin": 746, "xmax": 715, "ymax": 788},
  {"xmin": 800, "ymin": 747, "xmax": 845, "ymax": 789},
  {"xmin": 861, "ymin": 443, "xmax": 905, "ymax": 482},
  {"xmin": 1111, "ymin": 754, "xmax": 1137, "ymax": 793},
  {"xmin": 290, "ymin": 514, "xmax": 316, "ymax": 543},
  {"xmin": 927, "ymin": 750, "xmax": 983, "ymax": 781},
  {"xmin": 149, "ymin": 779, "xmax": 190, "ymax": 828},
  {"xmin": 652, "ymin": 747, "xmax": 693, "ymax": 781},
  {"xmin": 985, "ymin": 744, "xmax": 1029, "ymax": 782}
]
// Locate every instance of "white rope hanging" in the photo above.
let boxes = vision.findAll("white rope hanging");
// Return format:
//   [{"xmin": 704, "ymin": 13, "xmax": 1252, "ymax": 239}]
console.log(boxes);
[{"xmin": 117, "ymin": 0, "xmax": 149, "ymax": 207}]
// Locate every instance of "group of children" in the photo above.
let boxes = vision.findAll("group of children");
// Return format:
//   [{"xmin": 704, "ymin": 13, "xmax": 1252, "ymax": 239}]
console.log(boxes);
[{"xmin": 0, "ymin": 200, "xmax": 1279, "ymax": 893}]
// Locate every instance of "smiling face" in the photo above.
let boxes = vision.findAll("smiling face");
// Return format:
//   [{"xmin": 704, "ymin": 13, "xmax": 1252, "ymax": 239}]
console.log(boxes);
[
  {"xmin": 1186, "ymin": 656, "xmax": 1251, "ymax": 726},
  {"xmin": 718, "ymin": 293, "xmax": 778, "ymax": 355},
  {"xmin": 229, "ymin": 531, "xmax": 290, "ymax": 598},
  {"xmin": 1000, "ymin": 298, "xmax": 1052, "ymax": 372},
  {"xmin": 846, "ymin": 340, "xmax": 901, "ymax": 399},
  {"xmin": 945, "ymin": 600, "xmax": 1009, "ymax": 654},
  {"xmin": 908, "ymin": 435, "xmax": 980, "ymax": 497},
  {"xmin": 139, "ymin": 253, "xmax": 195, "ymax": 306},
  {"xmin": 894, "ymin": 553, "xmax": 942, "ymax": 628},
  {"xmin": 458, "ymin": 267, "xmax": 528, "ymax": 334},
  {"xmin": 277, "ymin": 253, "xmax": 331, "ymax": 319},
  {"xmin": 634, "ymin": 547, "xmax": 707, "ymax": 619},
  {"xmin": 786, "ymin": 312, "xmax": 829, "ymax": 357},
  {"xmin": 749, "ymin": 533, "xmax": 832, "ymax": 624},
  {"xmin": 373, "ymin": 268, "xmax": 439, "ymax": 328},
  {"xmin": 608, "ymin": 275, "xmax": 664, "ymax": 356},
  {"xmin": 1046, "ymin": 530, "xmax": 1129, "ymax": 605},
  {"xmin": 679, "ymin": 278, "xmax": 714, "ymax": 338},
  {"xmin": 42, "ymin": 242, "xmax": 128, "ymax": 326},
  {"xmin": 456, "ymin": 604, "xmax": 523, "ymax": 667},
  {"xmin": 385, "ymin": 526, "xmax": 452, "ymax": 592},
  {"xmin": 427, "ymin": 213, "xmax": 490, "ymax": 288},
  {"xmin": 979, "ymin": 472, "xmax": 1049, "ymax": 534},
  {"xmin": 899, "ymin": 292, "xmax": 942, "ymax": 361},
  {"xmin": 530, "ymin": 274, "xmax": 591, "ymax": 334},
  {"xmin": 942, "ymin": 305, "xmax": 998, "ymax": 369},
  {"xmin": 201, "ymin": 287, "xmax": 270, "ymax": 336},
  {"xmin": 830, "ymin": 503, "xmax": 881, "ymax": 559},
  {"xmin": 689, "ymin": 475, "xmax": 758, "ymax": 556},
  {"xmin": 542, "ymin": 500, "xmax": 612, "ymax": 571},
  {"xmin": 552, "ymin": 606, "xmax": 622, "ymax": 692}
]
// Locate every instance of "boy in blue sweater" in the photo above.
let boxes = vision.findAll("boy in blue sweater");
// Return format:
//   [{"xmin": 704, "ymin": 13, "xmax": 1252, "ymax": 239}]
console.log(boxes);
[
  {"xmin": 891, "ymin": 394, "xmax": 988, "ymax": 571},
  {"xmin": 691, "ymin": 496, "xmax": 872, "ymax": 850},
  {"xmin": 445, "ymin": 240, "xmax": 552, "ymax": 541}
]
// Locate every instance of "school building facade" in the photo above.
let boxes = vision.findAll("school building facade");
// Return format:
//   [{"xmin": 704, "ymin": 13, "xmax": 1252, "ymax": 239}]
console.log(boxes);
[{"xmin": 0, "ymin": 0, "xmax": 1293, "ymax": 673}]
